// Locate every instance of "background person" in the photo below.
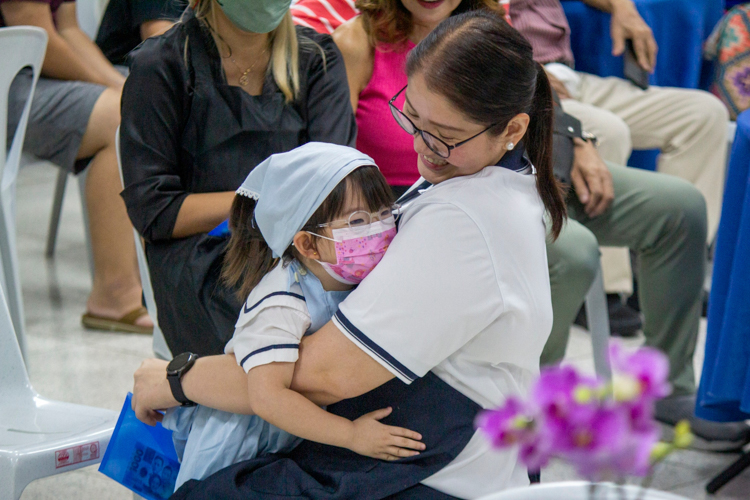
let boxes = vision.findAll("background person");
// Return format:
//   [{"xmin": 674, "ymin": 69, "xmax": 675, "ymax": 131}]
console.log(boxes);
[
  {"xmin": 510, "ymin": 0, "xmax": 729, "ymax": 324},
  {"xmin": 119, "ymin": 0, "xmax": 356, "ymax": 356},
  {"xmin": 132, "ymin": 10, "xmax": 566, "ymax": 497},
  {"xmin": 1, "ymin": 0, "xmax": 153, "ymax": 333},
  {"xmin": 95, "ymin": 0, "xmax": 188, "ymax": 66}
]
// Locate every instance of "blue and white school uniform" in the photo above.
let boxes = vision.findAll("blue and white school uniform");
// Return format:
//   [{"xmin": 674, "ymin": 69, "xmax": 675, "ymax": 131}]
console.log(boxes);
[
  {"xmin": 162, "ymin": 260, "xmax": 351, "ymax": 490},
  {"xmin": 173, "ymin": 148, "xmax": 551, "ymax": 500}
]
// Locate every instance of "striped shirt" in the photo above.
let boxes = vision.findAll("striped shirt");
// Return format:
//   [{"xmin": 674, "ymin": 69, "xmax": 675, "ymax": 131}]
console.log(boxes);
[
  {"xmin": 291, "ymin": 0, "xmax": 358, "ymax": 34},
  {"xmin": 291, "ymin": 0, "xmax": 512, "ymax": 35},
  {"xmin": 509, "ymin": 0, "xmax": 575, "ymax": 65}
]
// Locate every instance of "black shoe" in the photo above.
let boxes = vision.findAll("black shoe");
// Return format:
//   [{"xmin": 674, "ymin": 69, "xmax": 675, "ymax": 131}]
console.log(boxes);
[
  {"xmin": 607, "ymin": 294, "xmax": 642, "ymax": 337},
  {"xmin": 573, "ymin": 295, "xmax": 642, "ymax": 337},
  {"xmin": 655, "ymin": 395, "xmax": 750, "ymax": 452}
]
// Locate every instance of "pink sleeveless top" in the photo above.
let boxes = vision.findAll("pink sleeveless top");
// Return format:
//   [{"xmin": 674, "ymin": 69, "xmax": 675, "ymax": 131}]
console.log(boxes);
[{"xmin": 356, "ymin": 41, "xmax": 418, "ymax": 186}]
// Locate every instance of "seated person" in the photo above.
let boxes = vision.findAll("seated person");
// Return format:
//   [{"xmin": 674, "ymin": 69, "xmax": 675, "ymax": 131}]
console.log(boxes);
[
  {"xmin": 120, "ymin": 0, "xmax": 356, "ymax": 356},
  {"xmin": 95, "ymin": 0, "xmax": 188, "ymax": 66},
  {"xmin": 133, "ymin": 11, "xmax": 565, "ymax": 496},
  {"xmin": 164, "ymin": 143, "xmax": 419, "ymax": 490},
  {"xmin": 1, "ymin": 0, "xmax": 152, "ymax": 333},
  {"xmin": 332, "ymin": 0, "xmax": 749, "ymax": 449},
  {"xmin": 511, "ymin": 0, "xmax": 728, "ymax": 326}
]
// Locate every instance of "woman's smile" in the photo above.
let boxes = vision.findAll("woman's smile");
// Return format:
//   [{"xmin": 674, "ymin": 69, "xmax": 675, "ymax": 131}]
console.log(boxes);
[
  {"xmin": 420, "ymin": 153, "xmax": 449, "ymax": 170},
  {"xmin": 416, "ymin": 0, "xmax": 445, "ymax": 9}
]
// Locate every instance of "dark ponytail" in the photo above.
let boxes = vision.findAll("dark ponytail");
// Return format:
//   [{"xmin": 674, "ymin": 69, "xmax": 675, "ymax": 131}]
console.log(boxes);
[
  {"xmin": 526, "ymin": 64, "xmax": 567, "ymax": 239},
  {"xmin": 405, "ymin": 10, "xmax": 566, "ymax": 239}
]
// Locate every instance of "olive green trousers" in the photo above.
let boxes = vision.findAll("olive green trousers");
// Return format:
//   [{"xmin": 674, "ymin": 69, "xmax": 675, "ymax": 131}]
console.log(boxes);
[{"xmin": 543, "ymin": 162, "xmax": 707, "ymax": 396}]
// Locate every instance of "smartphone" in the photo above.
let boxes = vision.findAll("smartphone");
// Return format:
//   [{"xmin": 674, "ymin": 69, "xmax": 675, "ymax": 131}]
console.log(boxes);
[{"xmin": 623, "ymin": 39, "xmax": 649, "ymax": 90}]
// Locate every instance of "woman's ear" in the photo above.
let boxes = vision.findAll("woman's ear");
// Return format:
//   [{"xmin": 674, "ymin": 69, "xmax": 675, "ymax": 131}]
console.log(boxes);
[
  {"xmin": 502, "ymin": 113, "xmax": 531, "ymax": 148},
  {"xmin": 292, "ymin": 231, "xmax": 319, "ymax": 260}
]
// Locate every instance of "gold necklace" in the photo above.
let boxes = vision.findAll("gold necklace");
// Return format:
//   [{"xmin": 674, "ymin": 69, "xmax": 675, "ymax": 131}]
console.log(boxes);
[{"xmin": 229, "ymin": 47, "xmax": 268, "ymax": 87}]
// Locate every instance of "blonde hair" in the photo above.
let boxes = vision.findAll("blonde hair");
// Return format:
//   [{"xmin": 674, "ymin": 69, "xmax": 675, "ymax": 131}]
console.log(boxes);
[{"xmin": 188, "ymin": 0, "xmax": 300, "ymax": 102}]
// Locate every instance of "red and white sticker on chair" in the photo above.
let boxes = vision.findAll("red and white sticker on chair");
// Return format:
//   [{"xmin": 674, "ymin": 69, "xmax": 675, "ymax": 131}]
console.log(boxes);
[{"xmin": 55, "ymin": 441, "xmax": 100, "ymax": 468}]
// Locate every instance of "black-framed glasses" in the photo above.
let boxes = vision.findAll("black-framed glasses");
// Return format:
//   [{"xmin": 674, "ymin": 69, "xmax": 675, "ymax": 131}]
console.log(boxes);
[{"xmin": 388, "ymin": 85, "xmax": 497, "ymax": 159}]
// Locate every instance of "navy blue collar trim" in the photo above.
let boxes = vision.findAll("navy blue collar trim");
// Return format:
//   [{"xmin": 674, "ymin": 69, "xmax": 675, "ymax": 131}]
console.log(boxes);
[
  {"xmin": 334, "ymin": 310, "xmax": 418, "ymax": 383},
  {"xmin": 496, "ymin": 145, "xmax": 531, "ymax": 172}
]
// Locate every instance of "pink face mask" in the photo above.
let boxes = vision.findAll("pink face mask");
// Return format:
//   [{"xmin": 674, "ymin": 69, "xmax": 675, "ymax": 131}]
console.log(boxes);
[{"xmin": 312, "ymin": 217, "xmax": 397, "ymax": 285}]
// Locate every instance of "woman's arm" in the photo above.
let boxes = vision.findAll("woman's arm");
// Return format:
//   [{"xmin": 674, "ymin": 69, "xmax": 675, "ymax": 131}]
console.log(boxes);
[
  {"xmin": 248, "ymin": 363, "xmax": 424, "ymax": 460},
  {"xmin": 55, "ymin": 3, "xmax": 126, "ymax": 89},
  {"xmin": 132, "ymin": 355, "xmax": 251, "ymax": 425},
  {"xmin": 331, "ymin": 17, "xmax": 373, "ymax": 113},
  {"xmin": 0, "ymin": 2, "xmax": 112, "ymax": 86},
  {"xmin": 171, "ymin": 191, "xmax": 235, "ymax": 238},
  {"xmin": 120, "ymin": 35, "xmax": 194, "ymax": 242},
  {"xmin": 131, "ymin": 323, "xmax": 395, "ymax": 426},
  {"xmin": 292, "ymin": 320, "xmax": 396, "ymax": 402}
]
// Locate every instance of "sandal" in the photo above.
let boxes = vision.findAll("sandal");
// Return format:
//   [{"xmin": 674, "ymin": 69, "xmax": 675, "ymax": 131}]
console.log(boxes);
[{"xmin": 81, "ymin": 306, "xmax": 154, "ymax": 334}]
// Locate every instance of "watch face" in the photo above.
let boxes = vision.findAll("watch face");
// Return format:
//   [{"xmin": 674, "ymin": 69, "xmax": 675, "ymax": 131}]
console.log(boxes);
[{"xmin": 167, "ymin": 352, "xmax": 194, "ymax": 375}]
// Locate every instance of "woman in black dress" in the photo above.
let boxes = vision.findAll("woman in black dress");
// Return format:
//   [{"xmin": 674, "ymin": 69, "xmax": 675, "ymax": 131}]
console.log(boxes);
[{"xmin": 120, "ymin": 0, "xmax": 356, "ymax": 355}]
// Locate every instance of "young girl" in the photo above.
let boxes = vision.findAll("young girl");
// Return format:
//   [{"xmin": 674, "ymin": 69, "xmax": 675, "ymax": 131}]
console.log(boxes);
[{"xmin": 162, "ymin": 142, "xmax": 424, "ymax": 489}]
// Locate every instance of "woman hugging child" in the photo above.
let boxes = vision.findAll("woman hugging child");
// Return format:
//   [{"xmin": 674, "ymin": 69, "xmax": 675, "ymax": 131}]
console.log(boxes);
[{"xmin": 162, "ymin": 143, "xmax": 425, "ymax": 489}]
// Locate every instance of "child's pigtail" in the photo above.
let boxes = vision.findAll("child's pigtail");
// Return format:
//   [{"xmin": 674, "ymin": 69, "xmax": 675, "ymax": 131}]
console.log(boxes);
[{"xmin": 222, "ymin": 196, "xmax": 278, "ymax": 300}]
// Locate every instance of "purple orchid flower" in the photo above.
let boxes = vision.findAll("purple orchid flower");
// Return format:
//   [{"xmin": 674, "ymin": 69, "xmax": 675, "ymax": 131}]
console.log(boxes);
[
  {"xmin": 610, "ymin": 342, "xmax": 671, "ymax": 401},
  {"xmin": 476, "ymin": 397, "xmax": 536, "ymax": 448},
  {"xmin": 477, "ymin": 342, "xmax": 672, "ymax": 481}
]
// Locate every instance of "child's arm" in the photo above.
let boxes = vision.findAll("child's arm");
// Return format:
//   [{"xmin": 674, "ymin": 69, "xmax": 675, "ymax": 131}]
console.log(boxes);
[{"xmin": 247, "ymin": 362, "xmax": 426, "ymax": 460}]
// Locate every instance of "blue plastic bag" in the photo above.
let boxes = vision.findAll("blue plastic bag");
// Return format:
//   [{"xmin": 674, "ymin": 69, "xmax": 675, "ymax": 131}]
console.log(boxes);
[
  {"xmin": 208, "ymin": 219, "xmax": 230, "ymax": 237},
  {"xmin": 99, "ymin": 393, "xmax": 180, "ymax": 500}
]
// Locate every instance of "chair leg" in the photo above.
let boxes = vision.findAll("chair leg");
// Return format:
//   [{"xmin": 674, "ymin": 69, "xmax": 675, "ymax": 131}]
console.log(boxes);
[
  {"xmin": 45, "ymin": 169, "xmax": 67, "ymax": 259},
  {"xmin": 76, "ymin": 171, "xmax": 95, "ymax": 280},
  {"xmin": 585, "ymin": 263, "xmax": 612, "ymax": 380},
  {"xmin": 706, "ymin": 451, "xmax": 750, "ymax": 494},
  {"xmin": 0, "ymin": 205, "xmax": 26, "ymax": 363}
]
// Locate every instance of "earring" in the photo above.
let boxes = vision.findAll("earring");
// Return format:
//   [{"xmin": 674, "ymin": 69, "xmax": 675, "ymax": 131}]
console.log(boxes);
[{"xmin": 506, "ymin": 142, "xmax": 515, "ymax": 151}]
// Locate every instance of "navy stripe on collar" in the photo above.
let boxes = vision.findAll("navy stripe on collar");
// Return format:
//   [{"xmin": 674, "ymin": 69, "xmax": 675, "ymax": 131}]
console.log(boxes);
[
  {"xmin": 244, "ymin": 291, "xmax": 306, "ymax": 315},
  {"xmin": 240, "ymin": 344, "xmax": 300, "ymax": 369},
  {"xmin": 334, "ymin": 310, "xmax": 418, "ymax": 383},
  {"xmin": 496, "ymin": 145, "xmax": 531, "ymax": 172}
]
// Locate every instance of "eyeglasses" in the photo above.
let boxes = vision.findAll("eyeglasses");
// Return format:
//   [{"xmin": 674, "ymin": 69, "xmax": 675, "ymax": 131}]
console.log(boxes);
[
  {"xmin": 389, "ymin": 85, "xmax": 497, "ymax": 159},
  {"xmin": 315, "ymin": 205, "xmax": 400, "ymax": 235}
]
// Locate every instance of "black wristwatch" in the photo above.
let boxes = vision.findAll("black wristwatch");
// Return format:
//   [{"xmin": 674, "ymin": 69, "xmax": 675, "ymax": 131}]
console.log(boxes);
[{"xmin": 167, "ymin": 352, "xmax": 199, "ymax": 407}]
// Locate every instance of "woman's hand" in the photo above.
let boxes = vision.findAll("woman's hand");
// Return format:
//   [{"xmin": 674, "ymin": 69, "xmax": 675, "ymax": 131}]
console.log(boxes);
[
  {"xmin": 132, "ymin": 358, "xmax": 177, "ymax": 426},
  {"xmin": 346, "ymin": 407, "xmax": 426, "ymax": 461}
]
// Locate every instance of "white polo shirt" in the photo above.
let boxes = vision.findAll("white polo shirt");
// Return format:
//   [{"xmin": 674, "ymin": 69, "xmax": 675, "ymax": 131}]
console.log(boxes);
[
  {"xmin": 224, "ymin": 264, "xmax": 310, "ymax": 373},
  {"xmin": 333, "ymin": 165, "xmax": 553, "ymax": 498}
]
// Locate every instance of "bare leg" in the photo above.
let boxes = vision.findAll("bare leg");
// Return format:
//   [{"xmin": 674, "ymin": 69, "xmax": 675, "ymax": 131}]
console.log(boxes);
[{"xmin": 77, "ymin": 88, "xmax": 152, "ymax": 328}]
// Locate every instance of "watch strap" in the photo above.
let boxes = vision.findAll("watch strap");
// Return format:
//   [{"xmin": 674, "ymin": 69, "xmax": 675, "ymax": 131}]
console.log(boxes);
[{"xmin": 168, "ymin": 372, "xmax": 196, "ymax": 406}]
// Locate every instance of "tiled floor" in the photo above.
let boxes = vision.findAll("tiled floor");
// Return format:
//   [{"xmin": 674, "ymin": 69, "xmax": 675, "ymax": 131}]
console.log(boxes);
[{"xmin": 10, "ymin": 163, "xmax": 750, "ymax": 499}]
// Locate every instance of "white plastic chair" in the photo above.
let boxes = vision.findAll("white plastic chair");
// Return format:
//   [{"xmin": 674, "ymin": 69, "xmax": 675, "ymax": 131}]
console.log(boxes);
[
  {"xmin": 479, "ymin": 481, "xmax": 689, "ymax": 500},
  {"xmin": 0, "ymin": 281, "xmax": 118, "ymax": 500},
  {"xmin": 42, "ymin": 0, "xmax": 107, "ymax": 272},
  {"xmin": 114, "ymin": 127, "xmax": 172, "ymax": 361},
  {"xmin": 585, "ymin": 263, "xmax": 612, "ymax": 380},
  {"xmin": 0, "ymin": 27, "xmax": 48, "ymax": 363}
]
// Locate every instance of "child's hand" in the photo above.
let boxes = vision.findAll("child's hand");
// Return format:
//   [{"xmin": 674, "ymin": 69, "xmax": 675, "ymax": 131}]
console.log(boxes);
[{"xmin": 347, "ymin": 407, "xmax": 426, "ymax": 461}]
